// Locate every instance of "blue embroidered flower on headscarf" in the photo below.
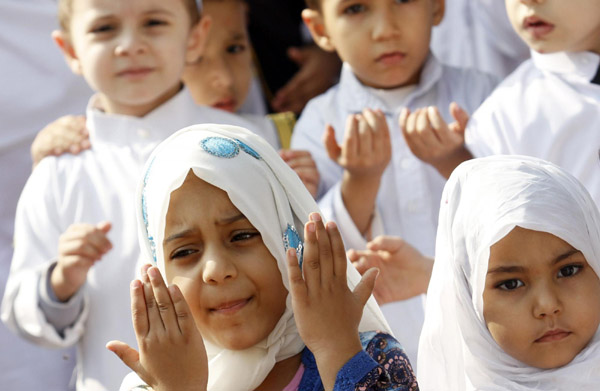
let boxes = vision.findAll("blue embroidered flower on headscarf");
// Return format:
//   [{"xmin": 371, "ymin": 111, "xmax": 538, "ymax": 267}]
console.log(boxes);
[
  {"xmin": 200, "ymin": 136, "xmax": 261, "ymax": 160},
  {"xmin": 283, "ymin": 224, "xmax": 304, "ymax": 269}
]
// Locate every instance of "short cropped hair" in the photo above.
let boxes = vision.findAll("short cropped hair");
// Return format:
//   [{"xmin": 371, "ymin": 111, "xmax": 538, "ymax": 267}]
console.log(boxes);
[
  {"xmin": 58, "ymin": 0, "xmax": 201, "ymax": 33},
  {"xmin": 304, "ymin": 0, "xmax": 320, "ymax": 10}
]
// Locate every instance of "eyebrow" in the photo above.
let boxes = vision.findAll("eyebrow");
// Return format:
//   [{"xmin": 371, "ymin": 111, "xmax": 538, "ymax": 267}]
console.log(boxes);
[
  {"xmin": 487, "ymin": 249, "xmax": 582, "ymax": 275},
  {"xmin": 164, "ymin": 213, "xmax": 247, "ymax": 244}
]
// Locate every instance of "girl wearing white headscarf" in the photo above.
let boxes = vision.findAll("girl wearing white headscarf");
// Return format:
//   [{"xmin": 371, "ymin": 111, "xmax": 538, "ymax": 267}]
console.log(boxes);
[
  {"xmin": 418, "ymin": 155, "xmax": 600, "ymax": 391},
  {"xmin": 111, "ymin": 124, "xmax": 419, "ymax": 391}
]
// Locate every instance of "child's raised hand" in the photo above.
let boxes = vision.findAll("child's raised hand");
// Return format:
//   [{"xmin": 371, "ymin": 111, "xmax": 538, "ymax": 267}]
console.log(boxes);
[
  {"xmin": 51, "ymin": 221, "xmax": 112, "ymax": 301},
  {"xmin": 286, "ymin": 213, "xmax": 379, "ymax": 391},
  {"xmin": 324, "ymin": 109, "xmax": 391, "ymax": 181},
  {"xmin": 31, "ymin": 115, "xmax": 89, "ymax": 168},
  {"xmin": 347, "ymin": 236, "xmax": 433, "ymax": 304},
  {"xmin": 279, "ymin": 149, "xmax": 320, "ymax": 198},
  {"xmin": 400, "ymin": 102, "xmax": 471, "ymax": 178},
  {"xmin": 107, "ymin": 265, "xmax": 208, "ymax": 391}
]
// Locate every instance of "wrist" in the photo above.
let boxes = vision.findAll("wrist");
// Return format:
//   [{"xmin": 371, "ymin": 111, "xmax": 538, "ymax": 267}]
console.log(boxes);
[
  {"xmin": 313, "ymin": 338, "xmax": 363, "ymax": 391},
  {"xmin": 50, "ymin": 264, "xmax": 81, "ymax": 302}
]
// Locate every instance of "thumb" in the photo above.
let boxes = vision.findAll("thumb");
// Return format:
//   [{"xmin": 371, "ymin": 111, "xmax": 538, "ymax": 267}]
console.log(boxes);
[
  {"xmin": 353, "ymin": 268, "xmax": 379, "ymax": 307},
  {"xmin": 97, "ymin": 221, "xmax": 112, "ymax": 233},
  {"xmin": 106, "ymin": 341, "xmax": 142, "ymax": 374},
  {"xmin": 323, "ymin": 124, "xmax": 341, "ymax": 163},
  {"xmin": 449, "ymin": 102, "xmax": 469, "ymax": 135},
  {"xmin": 287, "ymin": 46, "xmax": 306, "ymax": 65}
]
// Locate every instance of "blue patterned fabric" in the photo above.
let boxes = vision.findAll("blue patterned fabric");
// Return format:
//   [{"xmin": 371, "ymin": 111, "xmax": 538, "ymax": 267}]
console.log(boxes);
[
  {"xmin": 298, "ymin": 331, "xmax": 419, "ymax": 391},
  {"xmin": 283, "ymin": 224, "xmax": 304, "ymax": 269}
]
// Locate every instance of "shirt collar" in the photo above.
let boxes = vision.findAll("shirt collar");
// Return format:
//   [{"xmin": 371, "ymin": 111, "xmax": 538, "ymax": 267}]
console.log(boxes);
[
  {"xmin": 87, "ymin": 87, "xmax": 195, "ymax": 147},
  {"xmin": 531, "ymin": 50, "xmax": 600, "ymax": 82},
  {"xmin": 337, "ymin": 52, "xmax": 443, "ymax": 115}
]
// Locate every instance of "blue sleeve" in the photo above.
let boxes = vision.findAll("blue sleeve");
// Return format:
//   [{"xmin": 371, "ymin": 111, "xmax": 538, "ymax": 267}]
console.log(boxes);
[{"xmin": 334, "ymin": 331, "xmax": 419, "ymax": 391}]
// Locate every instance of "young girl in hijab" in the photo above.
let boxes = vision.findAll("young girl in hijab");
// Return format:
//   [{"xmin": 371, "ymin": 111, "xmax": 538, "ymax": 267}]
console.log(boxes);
[
  {"xmin": 106, "ymin": 124, "xmax": 419, "ymax": 391},
  {"xmin": 418, "ymin": 155, "xmax": 600, "ymax": 391}
]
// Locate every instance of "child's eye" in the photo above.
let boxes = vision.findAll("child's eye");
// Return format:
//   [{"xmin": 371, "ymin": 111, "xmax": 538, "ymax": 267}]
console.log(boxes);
[
  {"xmin": 496, "ymin": 279, "xmax": 524, "ymax": 291},
  {"xmin": 343, "ymin": 4, "xmax": 366, "ymax": 15},
  {"xmin": 146, "ymin": 19, "xmax": 168, "ymax": 27},
  {"xmin": 394, "ymin": 0, "xmax": 413, "ymax": 4},
  {"xmin": 557, "ymin": 264, "xmax": 582, "ymax": 278},
  {"xmin": 91, "ymin": 24, "xmax": 115, "ymax": 34},
  {"xmin": 226, "ymin": 44, "xmax": 246, "ymax": 54},
  {"xmin": 171, "ymin": 248, "xmax": 197, "ymax": 260},
  {"xmin": 231, "ymin": 231, "xmax": 260, "ymax": 242}
]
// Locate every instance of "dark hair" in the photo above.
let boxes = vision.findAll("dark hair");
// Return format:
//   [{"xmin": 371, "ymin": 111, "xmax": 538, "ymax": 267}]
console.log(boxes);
[
  {"xmin": 304, "ymin": 0, "xmax": 320, "ymax": 10},
  {"xmin": 58, "ymin": 0, "xmax": 201, "ymax": 33}
]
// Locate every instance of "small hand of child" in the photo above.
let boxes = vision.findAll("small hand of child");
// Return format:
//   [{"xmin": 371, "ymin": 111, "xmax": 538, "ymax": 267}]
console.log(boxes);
[
  {"xmin": 107, "ymin": 265, "xmax": 208, "ymax": 391},
  {"xmin": 400, "ymin": 102, "xmax": 471, "ymax": 179},
  {"xmin": 51, "ymin": 221, "xmax": 112, "ymax": 301},
  {"xmin": 31, "ymin": 115, "xmax": 89, "ymax": 168},
  {"xmin": 285, "ymin": 213, "xmax": 379, "ymax": 391},
  {"xmin": 324, "ymin": 109, "xmax": 392, "ymax": 234},
  {"xmin": 347, "ymin": 236, "xmax": 433, "ymax": 304},
  {"xmin": 271, "ymin": 46, "xmax": 341, "ymax": 114},
  {"xmin": 279, "ymin": 149, "xmax": 320, "ymax": 198}
]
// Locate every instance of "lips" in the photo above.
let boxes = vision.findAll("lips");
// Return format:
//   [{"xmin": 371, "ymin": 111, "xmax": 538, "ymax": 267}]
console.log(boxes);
[
  {"xmin": 535, "ymin": 329, "xmax": 572, "ymax": 343},
  {"xmin": 212, "ymin": 98, "xmax": 237, "ymax": 113},
  {"xmin": 523, "ymin": 16, "xmax": 554, "ymax": 38},
  {"xmin": 376, "ymin": 51, "xmax": 406, "ymax": 66},
  {"xmin": 117, "ymin": 67, "xmax": 154, "ymax": 79},
  {"xmin": 210, "ymin": 297, "xmax": 251, "ymax": 315}
]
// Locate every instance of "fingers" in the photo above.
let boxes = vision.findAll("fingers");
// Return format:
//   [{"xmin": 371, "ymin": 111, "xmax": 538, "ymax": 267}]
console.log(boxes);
[
  {"xmin": 148, "ymin": 267, "xmax": 179, "ymax": 334},
  {"xmin": 449, "ymin": 102, "xmax": 469, "ymax": 135},
  {"xmin": 141, "ymin": 267, "xmax": 165, "ymax": 332},
  {"xmin": 342, "ymin": 115, "xmax": 359, "ymax": 160},
  {"xmin": 353, "ymin": 268, "xmax": 379, "ymax": 307},
  {"xmin": 106, "ymin": 341, "xmax": 142, "ymax": 373},
  {"xmin": 357, "ymin": 113, "xmax": 373, "ymax": 155},
  {"xmin": 367, "ymin": 235, "xmax": 405, "ymax": 252},
  {"xmin": 59, "ymin": 224, "xmax": 112, "ymax": 260},
  {"xmin": 302, "ymin": 214, "xmax": 322, "ymax": 291},
  {"xmin": 323, "ymin": 124, "xmax": 342, "ymax": 163},
  {"xmin": 326, "ymin": 221, "xmax": 348, "ymax": 278},
  {"xmin": 130, "ymin": 279, "xmax": 149, "ymax": 337},
  {"xmin": 286, "ymin": 248, "xmax": 308, "ymax": 301},
  {"xmin": 169, "ymin": 284, "xmax": 195, "ymax": 337},
  {"xmin": 312, "ymin": 214, "xmax": 334, "ymax": 284}
]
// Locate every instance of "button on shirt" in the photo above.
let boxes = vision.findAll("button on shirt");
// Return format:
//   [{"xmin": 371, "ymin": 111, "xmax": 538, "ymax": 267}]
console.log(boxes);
[
  {"xmin": 291, "ymin": 55, "xmax": 498, "ymax": 364},
  {"xmin": 466, "ymin": 51, "xmax": 600, "ymax": 207},
  {"xmin": 1, "ymin": 89, "xmax": 267, "ymax": 391}
]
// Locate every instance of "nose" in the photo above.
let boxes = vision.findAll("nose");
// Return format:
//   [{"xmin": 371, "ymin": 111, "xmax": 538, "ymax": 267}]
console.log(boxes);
[
  {"xmin": 371, "ymin": 8, "xmax": 400, "ymax": 41},
  {"xmin": 532, "ymin": 284, "xmax": 562, "ymax": 319},
  {"xmin": 210, "ymin": 58, "xmax": 234, "ymax": 90},
  {"xmin": 115, "ymin": 29, "xmax": 147, "ymax": 56},
  {"xmin": 202, "ymin": 249, "xmax": 238, "ymax": 284}
]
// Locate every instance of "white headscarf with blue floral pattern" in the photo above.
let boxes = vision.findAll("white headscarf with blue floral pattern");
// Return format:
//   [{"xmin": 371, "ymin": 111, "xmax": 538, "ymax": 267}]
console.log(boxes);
[{"xmin": 123, "ymin": 124, "xmax": 391, "ymax": 391}]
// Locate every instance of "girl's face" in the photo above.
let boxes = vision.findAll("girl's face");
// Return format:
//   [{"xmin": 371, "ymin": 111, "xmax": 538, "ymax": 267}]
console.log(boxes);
[
  {"xmin": 483, "ymin": 226, "xmax": 600, "ymax": 369},
  {"xmin": 182, "ymin": 0, "xmax": 252, "ymax": 112},
  {"xmin": 162, "ymin": 172, "xmax": 288, "ymax": 350}
]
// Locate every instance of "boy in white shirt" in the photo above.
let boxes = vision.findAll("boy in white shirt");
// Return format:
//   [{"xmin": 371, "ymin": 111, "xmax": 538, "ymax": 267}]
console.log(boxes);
[
  {"xmin": 291, "ymin": 0, "xmax": 497, "ymax": 364},
  {"xmin": 403, "ymin": 0, "xmax": 600, "ymax": 204},
  {"xmin": 0, "ymin": 1, "xmax": 261, "ymax": 390}
]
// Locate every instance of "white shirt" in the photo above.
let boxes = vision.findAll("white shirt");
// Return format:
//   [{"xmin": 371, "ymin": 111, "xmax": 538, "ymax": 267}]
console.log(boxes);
[
  {"xmin": 430, "ymin": 0, "xmax": 530, "ymax": 78},
  {"xmin": 0, "ymin": 1, "xmax": 92, "ymax": 390},
  {"xmin": 291, "ymin": 55, "xmax": 498, "ymax": 364},
  {"xmin": 466, "ymin": 50, "xmax": 600, "ymax": 207},
  {"xmin": 1, "ymin": 89, "xmax": 267, "ymax": 391}
]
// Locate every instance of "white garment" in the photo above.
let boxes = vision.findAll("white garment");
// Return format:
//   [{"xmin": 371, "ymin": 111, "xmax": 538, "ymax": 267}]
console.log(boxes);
[
  {"xmin": 0, "ymin": 1, "xmax": 93, "ymax": 390},
  {"xmin": 122, "ymin": 124, "xmax": 391, "ymax": 391},
  {"xmin": 1, "ymin": 89, "xmax": 270, "ymax": 391},
  {"xmin": 430, "ymin": 0, "xmax": 530, "ymax": 78},
  {"xmin": 291, "ymin": 55, "xmax": 498, "ymax": 364},
  {"xmin": 418, "ymin": 155, "xmax": 600, "ymax": 391},
  {"xmin": 466, "ymin": 50, "xmax": 600, "ymax": 207}
]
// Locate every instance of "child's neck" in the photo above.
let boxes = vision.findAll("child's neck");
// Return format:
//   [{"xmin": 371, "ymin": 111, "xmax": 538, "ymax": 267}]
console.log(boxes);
[
  {"xmin": 96, "ymin": 82, "xmax": 183, "ymax": 118},
  {"xmin": 254, "ymin": 351, "xmax": 303, "ymax": 391}
]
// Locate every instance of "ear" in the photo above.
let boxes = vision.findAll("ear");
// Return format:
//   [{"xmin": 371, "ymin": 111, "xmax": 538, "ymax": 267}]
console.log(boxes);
[
  {"xmin": 301, "ymin": 9, "xmax": 335, "ymax": 52},
  {"xmin": 431, "ymin": 0, "xmax": 445, "ymax": 26},
  {"xmin": 185, "ymin": 15, "xmax": 212, "ymax": 64},
  {"xmin": 52, "ymin": 30, "xmax": 83, "ymax": 75}
]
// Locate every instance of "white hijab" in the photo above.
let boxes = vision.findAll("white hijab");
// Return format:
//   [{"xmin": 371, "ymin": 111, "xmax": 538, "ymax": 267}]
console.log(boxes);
[
  {"xmin": 124, "ymin": 124, "xmax": 391, "ymax": 391},
  {"xmin": 418, "ymin": 155, "xmax": 600, "ymax": 391}
]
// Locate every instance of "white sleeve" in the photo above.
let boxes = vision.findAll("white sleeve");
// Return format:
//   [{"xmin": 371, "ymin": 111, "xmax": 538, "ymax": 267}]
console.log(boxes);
[
  {"xmin": 464, "ymin": 90, "xmax": 511, "ymax": 159},
  {"xmin": 0, "ymin": 159, "xmax": 88, "ymax": 348}
]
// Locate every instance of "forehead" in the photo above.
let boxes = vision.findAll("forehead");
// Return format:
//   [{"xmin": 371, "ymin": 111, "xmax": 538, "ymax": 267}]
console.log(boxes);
[
  {"xmin": 71, "ymin": 0, "xmax": 184, "ymax": 18},
  {"xmin": 204, "ymin": 1, "xmax": 248, "ymax": 32}
]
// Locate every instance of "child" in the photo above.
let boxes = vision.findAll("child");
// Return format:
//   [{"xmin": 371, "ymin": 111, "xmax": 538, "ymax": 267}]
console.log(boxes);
[
  {"xmin": 403, "ymin": 0, "xmax": 600, "ymax": 202},
  {"xmin": 106, "ymin": 124, "xmax": 419, "ymax": 391},
  {"xmin": 418, "ymin": 155, "xmax": 600, "ymax": 390},
  {"xmin": 30, "ymin": 0, "xmax": 320, "ymax": 197},
  {"xmin": 0, "ymin": 1, "xmax": 265, "ymax": 390},
  {"xmin": 291, "ymin": 0, "xmax": 498, "ymax": 362}
]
